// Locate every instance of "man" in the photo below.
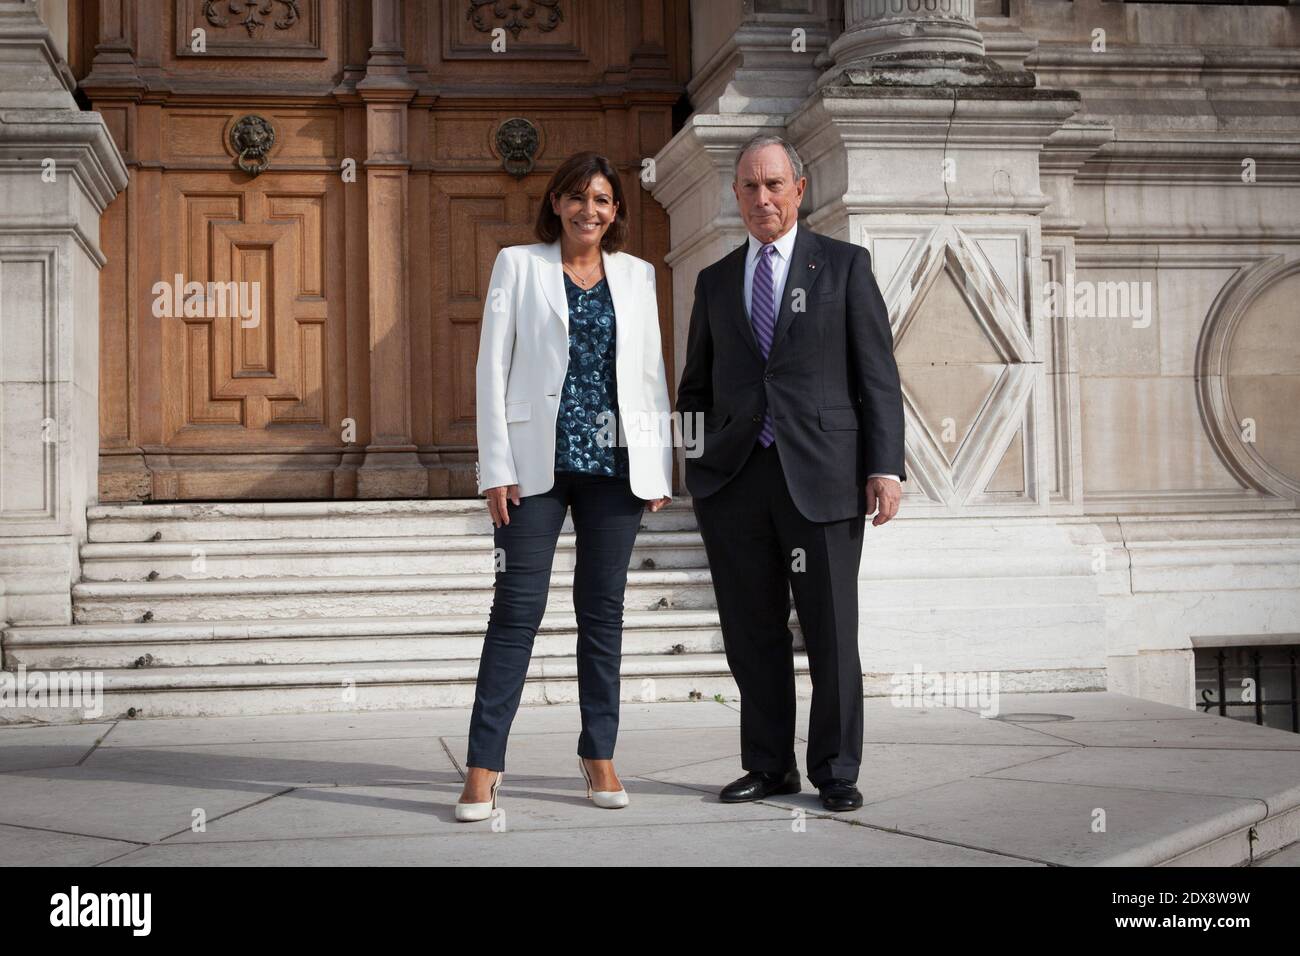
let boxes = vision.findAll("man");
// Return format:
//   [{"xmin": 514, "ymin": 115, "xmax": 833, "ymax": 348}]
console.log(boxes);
[{"xmin": 677, "ymin": 134, "xmax": 905, "ymax": 812}]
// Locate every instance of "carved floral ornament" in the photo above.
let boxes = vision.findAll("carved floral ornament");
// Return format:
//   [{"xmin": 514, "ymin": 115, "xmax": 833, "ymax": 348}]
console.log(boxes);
[
  {"xmin": 467, "ymin": 0, "xmax": 564, "ymax": 39},
  {"xmin": 204, "ymin": 0, "xmax": 301, "ymax": 37}
]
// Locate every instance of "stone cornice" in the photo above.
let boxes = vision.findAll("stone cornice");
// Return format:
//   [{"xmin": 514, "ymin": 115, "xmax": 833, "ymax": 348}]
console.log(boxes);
[
  {"xmin": 1028, "ymin": 44, "xmax": 1300, "ymax": 87},
  {"xmin": 0, "ymin": 109, "xmax": 129, "ymax": 211},
  {"xmin": 1076, "ymin": 138, "xmax": 1300, "ymax": 185},
  {"xmin": 1040, "ymin": 117, "xmax": 1116, "ymax": 175},
  {"xmin": 791, "ymin": 87, "xmax": 1080, "ymax": 149}
]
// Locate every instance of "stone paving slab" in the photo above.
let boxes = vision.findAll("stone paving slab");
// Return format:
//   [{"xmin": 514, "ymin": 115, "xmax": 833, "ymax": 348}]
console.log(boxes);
[
  {"xmin": 0, "ymin": 723, "xmax": 112, "ymax": 772},
  {"xmin": 951, "ymin": 691, "xmax": 1223, "ymax": 722},
  {"xmin": 105, "ymin": 818, "xmax": 1041, "ymax": 866},
  {"xmin": 80, "ymin": 734, "xmax": 458, "ymax": 788},
  {"xmin": 0, "ymin": 766, "xmax": 285, "ymax": 844},
  {"xmin": 441, "ymin": 725, "xmax": 748, "ymax": 779},
  {"xmin": 155, "ymin": 776, "xmax": 792, "ymax": 842},
  {"xmin": 93, "ymin": 699, "xmax": 746, "ymax": 748},
  {"xmin": 0, "ymin": 822, "xmax": 138, "ymax": 867},
  {"xmin": 985, "ymin": 746, "xmax": 1300, "ymax": 814},
  {"xmin": 640, "ymin": 743, "xmax": 1078, "ymax": 809},
  {"xmin": 854, "ymin": 702, "xmax": 1084, "ymax": 746},
  {"xmin": 850, "ymin": 776, "xmax": 1263, "ymax": 867},
  {"xmin": 1, "ymin": 690, "xmax": 1297, "ymax": 866},
  {"xmin": 1013, "ymin": 716, "xmax": 1300, "ymax": 750}
]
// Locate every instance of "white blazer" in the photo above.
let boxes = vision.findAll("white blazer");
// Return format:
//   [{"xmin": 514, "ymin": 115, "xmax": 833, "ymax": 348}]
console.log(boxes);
[{"xmin": 475, "ymin": 240, "xmax": 674, "ymax": 501}]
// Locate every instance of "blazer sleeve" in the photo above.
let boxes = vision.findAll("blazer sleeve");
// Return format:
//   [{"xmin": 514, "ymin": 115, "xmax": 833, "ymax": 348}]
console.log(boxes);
[
  {"xmin": 475, "ymin": 248, "xmax": 520, "ymax": 494},
  {"xmin": 641, "ymin": 260, "xmax": 674, "ymax": 496},
  {"xmin": 846, "ymin": 244, "xmax": 907, "ymax": 480},
  {"xmin": 675, "ymin": 268, "xmax": 713, "ymax": 418}
]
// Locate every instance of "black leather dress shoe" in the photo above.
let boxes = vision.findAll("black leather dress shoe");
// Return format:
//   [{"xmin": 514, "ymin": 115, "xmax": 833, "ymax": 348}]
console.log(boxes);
[
  {"xmin": 817, "ymin": 778, "xmax": 863, "ymax": 811},
  {"xmin": 719, "ymin": 768, "xmax": 802, "ymax": 803}
]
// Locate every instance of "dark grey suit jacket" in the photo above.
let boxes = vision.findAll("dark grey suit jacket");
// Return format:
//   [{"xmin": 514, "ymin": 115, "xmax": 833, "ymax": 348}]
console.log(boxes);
[{"xmin": 676, "ymin": 223, "xmax": 905, "ymax": 523}]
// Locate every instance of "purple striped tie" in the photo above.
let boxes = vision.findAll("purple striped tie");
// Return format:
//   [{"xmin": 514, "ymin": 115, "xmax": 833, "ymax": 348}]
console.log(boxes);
[{"xmin": 751, "ymin": 244, "xmax": 777, "ymax": 447}]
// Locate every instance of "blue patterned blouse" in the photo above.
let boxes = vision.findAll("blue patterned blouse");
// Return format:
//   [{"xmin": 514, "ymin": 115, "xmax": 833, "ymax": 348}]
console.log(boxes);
[{"xmin": 554, "ymin": 273, "xmax": 629, "ymax": 478}]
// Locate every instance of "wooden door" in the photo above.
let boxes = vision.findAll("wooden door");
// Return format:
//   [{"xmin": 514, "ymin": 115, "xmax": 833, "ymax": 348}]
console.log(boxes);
[{"xmin": 154, "ymin": 171, "xmax": 349, "ymax": 498}]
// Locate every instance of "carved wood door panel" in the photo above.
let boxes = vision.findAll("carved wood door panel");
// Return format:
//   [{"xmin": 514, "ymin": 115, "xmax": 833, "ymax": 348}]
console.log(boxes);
[{"xmin": 153, "ymin": 172, "xmax": 348, "ymax": 499}]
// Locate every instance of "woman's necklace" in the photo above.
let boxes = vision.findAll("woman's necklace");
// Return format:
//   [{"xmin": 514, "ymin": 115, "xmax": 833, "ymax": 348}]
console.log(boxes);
[{"xmin": 563, "ymin": 257, "xmax": 602, "ymax": 289}]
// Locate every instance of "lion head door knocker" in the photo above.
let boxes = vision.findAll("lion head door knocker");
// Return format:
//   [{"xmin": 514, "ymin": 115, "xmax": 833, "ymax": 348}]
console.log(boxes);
[
  {"xmin": 495, "ymin": 118, "xmax": 540, "ymax": 178},
  {"xmin": 230, "ymin": 115, "xmax": 276, "ymax": 177}
]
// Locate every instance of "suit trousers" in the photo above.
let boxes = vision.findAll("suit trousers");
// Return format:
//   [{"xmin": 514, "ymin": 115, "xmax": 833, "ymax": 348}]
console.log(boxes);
[
  {"xmin": 692, "ymin": 439, "xmax": 866, "ymax": 786},
  {"xmin": 466, "ymin": 470, "xmax": 645, "ymax": 771}
]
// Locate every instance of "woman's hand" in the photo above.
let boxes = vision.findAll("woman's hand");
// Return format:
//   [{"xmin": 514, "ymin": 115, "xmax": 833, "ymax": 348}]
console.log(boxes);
[
  {"xmin": 485, "ymin": 484, "xmax": 521, "ymax": 527},
  {"xmin": 647, "ymin": 496, "xmax": 671, "ymax": 513}
]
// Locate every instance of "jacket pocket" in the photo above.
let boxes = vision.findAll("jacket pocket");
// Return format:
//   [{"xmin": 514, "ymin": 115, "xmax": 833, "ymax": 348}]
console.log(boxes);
[
  {"xmin": 818, "ymin": 405, "xmax": 860, "ymax": 431},
  {"xmin": 505, "ymin": 400, "xmax": 532, "ymax": 423},
  {"xmin": 703, "ymin": 409, "xmax": 730, "ymax": 432}
]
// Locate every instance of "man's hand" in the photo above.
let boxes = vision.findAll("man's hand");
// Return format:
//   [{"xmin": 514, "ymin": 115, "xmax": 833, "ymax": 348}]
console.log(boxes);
[
  {"xmin": 865, "ymin": 476, "xmax": 900, "ymax": 527},
  {"xmin": 485, "ymin": 484, "xmax": 521, "ymax": 528},
  {"xmin": 647, "ymin": 496, "xmax": 671, "ymax": 513}
]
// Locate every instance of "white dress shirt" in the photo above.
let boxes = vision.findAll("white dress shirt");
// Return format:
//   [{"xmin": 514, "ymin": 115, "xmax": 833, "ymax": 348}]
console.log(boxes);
[{"xmin": 742, "ymin": 220, "xmax": 900, "ymax": 485}]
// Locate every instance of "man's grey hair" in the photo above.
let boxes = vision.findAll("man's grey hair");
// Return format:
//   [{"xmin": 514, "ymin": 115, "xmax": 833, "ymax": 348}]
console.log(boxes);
[{"xmin": 734, "ymin": 134, "xmax": 804, "ymax": 183}]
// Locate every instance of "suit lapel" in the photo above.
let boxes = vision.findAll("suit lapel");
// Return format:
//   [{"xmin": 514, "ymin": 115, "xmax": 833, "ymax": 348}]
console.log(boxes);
[
  {"xmin": 725, "ymin": 240, "xmax": 763, "ymax": 363},
  {"xmin": 539, "ymin": 240, "xmax": 568, "ymax": 334},
  {"xmin": 601, "ymin": 247, "xmax": 633, "ymax": 382},
  {"xmin": 769, "ymin": 224, "xmax": 824, "ymax": 357}
]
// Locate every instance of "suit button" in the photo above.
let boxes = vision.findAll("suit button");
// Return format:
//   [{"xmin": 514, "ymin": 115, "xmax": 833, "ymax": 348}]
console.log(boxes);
[
  {"xmin": 763, "ymin": 373, "xmax": 772, "ymax": 382},
  {"xmin": 751, "ymin": 414, "xmax": 761, "ymax": 423}
]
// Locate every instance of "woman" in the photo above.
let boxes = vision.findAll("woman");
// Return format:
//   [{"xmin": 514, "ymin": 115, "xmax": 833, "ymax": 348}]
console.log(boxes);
[{"xmin": 456, "ymin": 151, "xmax": 674, "ymax": 821}]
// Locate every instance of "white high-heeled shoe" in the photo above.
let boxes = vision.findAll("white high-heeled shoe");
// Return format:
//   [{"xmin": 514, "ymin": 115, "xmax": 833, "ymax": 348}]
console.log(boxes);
[
  {"xmin": 455, "ymin": 770, "xmax": 503, "ymax": 822},
  {"xmin": 578, "ymin": 756, "xmax": 629, "ymax": 809}
]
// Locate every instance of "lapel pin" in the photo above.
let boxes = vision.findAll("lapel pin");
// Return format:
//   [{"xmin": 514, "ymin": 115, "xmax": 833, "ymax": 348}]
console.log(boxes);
[{"xmin": 809, "ymin": 263, "xmax": 816, "ymax": 269}]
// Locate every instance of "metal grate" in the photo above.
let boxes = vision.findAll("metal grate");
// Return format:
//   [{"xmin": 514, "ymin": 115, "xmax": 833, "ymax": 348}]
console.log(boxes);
[{"xmin": 1195, "ymin": 646, "xmax": 1300, "ymax": 734}]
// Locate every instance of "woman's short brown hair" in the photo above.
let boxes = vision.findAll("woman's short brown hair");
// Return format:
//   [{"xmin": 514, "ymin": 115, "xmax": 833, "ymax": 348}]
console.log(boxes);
[{"xmin": 534, "ymin": 151, "xmax": 629, "ymax": 253}]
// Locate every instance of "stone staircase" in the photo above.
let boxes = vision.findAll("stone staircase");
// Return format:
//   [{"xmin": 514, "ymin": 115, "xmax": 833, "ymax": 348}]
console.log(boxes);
[
  {"xmin": 1, "ymin": 496, "xmax": 1180, "ymax": 726},
  {"xmin": 1, "ymin": 499, "xmax": 809, "ymax": 722}
]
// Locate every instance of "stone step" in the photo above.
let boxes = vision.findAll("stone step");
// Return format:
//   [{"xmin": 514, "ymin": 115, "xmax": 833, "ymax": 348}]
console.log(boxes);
[
  {"xmin": 69, "ymin": 569, "xmax": 723, "ymax": 623},
  {"xmin": 76, "ymin": 530, "xmax": 1112, "ymax": 582},
  {"xmin": 78, "ymin": 531, "xmax": 710, "ymax": 581},
  {"xmin": 4, "ymin": 610, "xmax": 768, "ymax": 668},
  {"xmin": 77, "ymin": 530, "xmax": 1112, "ymax": 582},
  {"xmin": 4, "ymin": 599, "xmax": 1103, "ymax": 672},
  {"xmin": 84, "ymin": 498, "xmax": 701, "ymax": 543},
  {"xmin": 68, "ymin": 568, "xmax": 1102, "ymax": 625},
  {"xmin": 0, "ymin": 654, "xmax": 812, "ymax": 723},
  {"xmin": 6, "ymin": 501, "xmax": 1124, "ymax": 726}
]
